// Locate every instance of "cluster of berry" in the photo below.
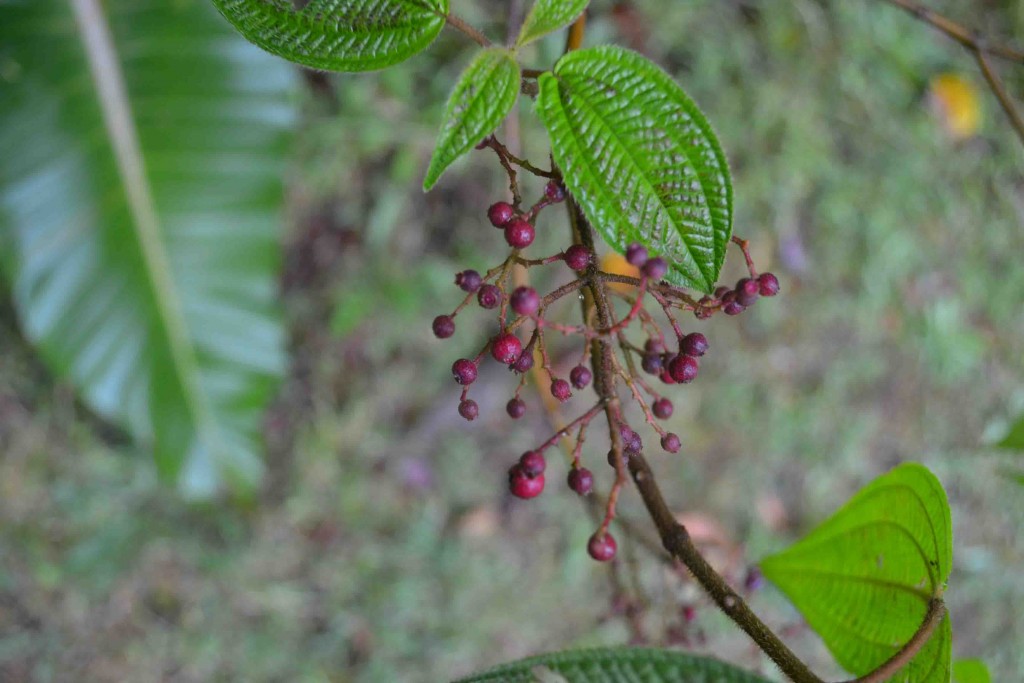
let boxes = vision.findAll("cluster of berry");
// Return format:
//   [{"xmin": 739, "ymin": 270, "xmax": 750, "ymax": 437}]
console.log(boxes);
[{"xmin": 430, "ymin": 145, "xmax": 779, "ymax": 563}]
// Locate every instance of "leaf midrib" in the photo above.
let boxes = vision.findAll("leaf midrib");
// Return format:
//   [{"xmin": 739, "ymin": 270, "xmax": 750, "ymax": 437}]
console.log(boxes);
[{"xmin": 72, "ymin": 0, "xmax": 216, "ymax": 459}]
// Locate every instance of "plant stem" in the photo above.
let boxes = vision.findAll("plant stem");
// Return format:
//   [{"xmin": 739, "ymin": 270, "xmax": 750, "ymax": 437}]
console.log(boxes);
[{"xmin": 444, "ymin": 12, "xmax": 491, "ymax": 47}]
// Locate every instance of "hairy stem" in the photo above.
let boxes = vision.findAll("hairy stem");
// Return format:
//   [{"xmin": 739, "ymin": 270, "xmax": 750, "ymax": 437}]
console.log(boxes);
[{"xmin": 444, "ymin": 12, "xmax": 491, "ymax": 47}]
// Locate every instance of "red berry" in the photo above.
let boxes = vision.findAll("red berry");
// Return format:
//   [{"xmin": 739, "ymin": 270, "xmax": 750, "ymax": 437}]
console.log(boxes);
[
  {"xmin": 668, "ymin": 354, "xmax": 699, "ymax": 383},
  {"xmin": 551, "ymin": 378, "xmax": 572, "ymax": 402},
  {"xmin": 477, "ymin": 284, "xmax": 502, "ymax": 309},
  {"xmin": 758, "ymin": 272, "xmax": 780, "ymax": 296},
  {"xmin": 544, "ymin": 180, "xmax": 565, "ymax": 202},
  {"xmin": 625, "ymin": 243, "xmax": 648, "ymax": 266},
  {"xmin": 504, "ymin": 219, "xmax": 535, "ymax": 249},
  {"xmin": 735, "ymin": 278, "xmax": 759, "ymax": 306},
  {"xmin": 508, "ymin": 464, "xmax": 545, "ymax": 499},
  {"xmin": 458, "ymin": 399, "xmax": 479, "ymax": 421},
  {"xmin": 488, "ymin": 201, "xmax": 515, "ymax": 228},
  {"xmin": 642, "ymin": 256, "xmax": 668, "ymax": 280},
  {"xmin": 567, "ymin": 467, "xmax": 593, "ymax": 496},
  {"xmin": 563, "ymin": 244, "xmax": 592, "ymax": 271},
  {"xmin": 519, "ymin": 450, "xmax": 546, "ymax": 476},
  {"xmin": 661, "ymin": 432, "xmax": 681, "ymax": 453},
  {"xmin": 569, "ymin": 365, "xmax": 592, "ymax": 389},
  {"xmin": 680, "ymin": 332, "xmax": 708, "ymax": 357},
  {"xmin": 432, "ymin": 315, "xmax": 455, "ymax": 339},
  {"xmin": 652, "ymin": 398, "xmax": 674, "ymax": 420},
  {"xmin": 506, "ymin": 398, "xmax": 526, "ymax": 419},
  {"xmin": 452, "ymin": 358, "xmax": 477, "ymax": 385},
  {"xmin": 659, "ymin": 367, "xmax": 676, "ymax": 385},
  {"xmin": 511, "ymin": 351, "xmax": 534, "ymax": 373},
  {"xmin": 587, "ymin": 532, "xmax": 617, "ymax": 562},
  {"xmin": 455, "ymin": 270, "xmax": 482, "ymax": 293},
  {"xmin": 491, "ymin": 333, "xmax": 523, "ymax": 365},
  {"xmin": 510, "ymin": 286, "xmax": 540, "ymax": 316}
]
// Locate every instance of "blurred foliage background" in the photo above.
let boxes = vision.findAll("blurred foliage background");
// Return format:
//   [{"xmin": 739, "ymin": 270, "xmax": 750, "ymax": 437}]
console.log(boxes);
[{"xmin": 1, "ymin": 0, "xmax": 1023, "ymax": 681}]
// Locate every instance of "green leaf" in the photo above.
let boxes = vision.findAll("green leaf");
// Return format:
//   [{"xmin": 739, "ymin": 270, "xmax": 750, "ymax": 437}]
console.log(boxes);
[
  {"xmin": 536, "ymin": 45, "xmax": 732, "ymax": 294},
  {"xmin": 212, "ymin": 0, "xmax": 449, "ymax": 72},
  {"xmin": 760, "ymin": 463, "xmax": 953, "ymax": 681},
  {"xmin": 452, "ymin": 647, "xmax": 773, "ymax": 683},
  {"xmin": 423, "ymin": 48, "xmax": 521, "ymax": 191},
  {"xmin": 0, "ymin": 0, "xmax": 293, "ymax": 497},
  {"xmin": 952, "ymin": 659, "xmax": 991, "ymax": 683},
  {"xmin": 995, "ymin": 414, "xmax": 1024, "ymax": 450},
  {"xmin": 516, "ymin": 0, "xmax": 589, "ymax": 48}
]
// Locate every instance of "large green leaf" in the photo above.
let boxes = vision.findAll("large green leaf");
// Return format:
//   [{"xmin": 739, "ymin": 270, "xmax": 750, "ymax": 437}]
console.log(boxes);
[
  {"xmin": 453, "ymin": 647, "xmax": 772, "ymax": 683},
  {"xmin": 952, "ymin": 659, "xmax": 991, "ymax": 683},
  {"xmin": 213, "ymin": 0, "xmax": 449, "ymax": 72},
  {"xmin": 760, "ymin": 463, "xmax": 953, "ymax": 681},
  {"xmin": 536, "ymin": 45, "xmax": 732, "ymax": 293},
  {"xmin": 0, "ymin": 0, "xmax": 294, "ymax": 497},
  {"xmin": 423, "ymin": 48, "xmax": 520, "ymax": 190},
  {"xmin": 516, "ymin": 0, "xmax": 589, "ymax": 48}
]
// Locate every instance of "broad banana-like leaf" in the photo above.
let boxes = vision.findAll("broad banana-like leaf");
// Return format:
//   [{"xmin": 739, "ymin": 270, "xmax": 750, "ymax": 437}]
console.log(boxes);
[{"xmin": 0, "ymin": 0, "xmax": 295, "ymax": 497}]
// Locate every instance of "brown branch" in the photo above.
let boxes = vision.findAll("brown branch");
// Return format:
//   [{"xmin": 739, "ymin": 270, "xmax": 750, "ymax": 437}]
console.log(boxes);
[
  {"xmin": 444, "ymin": 12, "xmax": 491, "ymax": 47},
  {"xmin": 880, "ymin": 0, "xmax": 1024, "ymax": 64},
  {"xmin": 974, "ymin": 50, "xmax": 1024, "ymax": 147},
  {"xmin": 879, "ymin": 0, "xmax": 1024, "ymax": 145}
]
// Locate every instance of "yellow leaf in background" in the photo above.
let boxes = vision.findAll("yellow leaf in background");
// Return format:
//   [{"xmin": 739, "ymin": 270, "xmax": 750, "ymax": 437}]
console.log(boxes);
[
  {"xmin": 929, "ymin": 73, "xmax": 981, "ymax": 139},
  {"xmin": 601, "ymin": 252, "xmax": 640, "ymax": 294}
]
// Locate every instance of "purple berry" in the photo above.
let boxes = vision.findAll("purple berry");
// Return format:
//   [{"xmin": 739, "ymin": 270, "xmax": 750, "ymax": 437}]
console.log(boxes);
[
  {"xmin": 587, "ymin": 532, "xmax": 617, "ymax": 562},
  {"xmin": 723, "ymin": 301, "xmax": 745, "ymax": 316},
  {"xmin": 758, "ymin": 272, "xmax": 780, "ymax": 297},
  {"xmin": 504, "ymin": 219, "xmax": 535, "ymax": 249},
  {"xmin": 491, "ymin": 333, "xmax": 522, "ymax": 365},
  {"xmin": 714, "ymin": 286, "xmax": 731, "ymax": 299},
  {"xmin": 477, "ymin": 284, "xmax": 502, "ymax": 309},
  {"xmin": 642, "ymin": 257, "xmax": 668, "ymax": 280},
  {"xmin": 550, "ymin": 378, "xmax": 572, "ymax": 402},
  {"xmin": 512, "ymin": 351, "xmax": 534, "ymax": 374},
  {"xmin": 432, "ymin": 315, "xmax": 455, "ymax": 339},
  {"xmin": 506, "ymin": 398, "xmax": 526, "ymax": 419},
  {"xmin": 455, "ymin": 270, "xmax": 482, "ymax": 293},
  {"xmin": 744, "ymin": 567, "xmax": 765, "ymax": 593},
  {"xmin": 563, "ymin": 244, "xmax": 592, "ymax": 271},
  {"xmin": 735, "ymin": 278, "xmax": 759, "ymax": 306},
  {"xmin": 625, "ymin": 243, "xmax": 649, "ymax": 266},
  {"xmin": 567, "ymin": 467, "xmax": 593, "ymax": 495},
  {"xmin": 641, "ymin": 353, "xmax": 663, "ymax": 375},
  {"xmin": 510, "ymin": 286, "xmax": 540, "ymax": 316},
  {"xmin": 653, "ymin": 398, "xmax": 674, "ymax": 420},
  {"xmin": 620, "ymin": 425, "xmax": 642, "ymax": 453},
  {"xmin": 659, "ymin": 367, "xmax": 676, "ymax": 385},
  {"xmin": 452, "ymin": 358, "xmax": 477, "ymax": 385},
  {"xmin": 661, "ymin": 432, "xmax": 681, "ymax": 453},
  {"xmin": 668, "ymin": 354, "xmax": 699, "ymax": 384},
  {"xmin": 508, "ymin": 464, "xmax": 544, "ymax": 499},
  {"xmin": 544, "ymin": 180, "xmax": 565, "ymax": 202},
  {"xmin": 644, "ymin": 338, "xmax": 666, "ymax": 354},
  {"xmin": 488, "ymin": 201, "xmax": 515, "ymax": 228},
  {"xmin": 607, "ymin": 448, "xmax": 628, "ymax": 468},
  {"xmin": 519, "ymin": 450, "xmax": 546, "ymax": 477},
  {"xmin": 680, "ymin": 332, "xmax": 709, "ymax": 357},
  {"xmin": 458, "ymin": 399, "xmax": 479, "ymax": 421},
  {"xmin": 569, "ymin": 365, "xmax": 592, "ymax": 389}
]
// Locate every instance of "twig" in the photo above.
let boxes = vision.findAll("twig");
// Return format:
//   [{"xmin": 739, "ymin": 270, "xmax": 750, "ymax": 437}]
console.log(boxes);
[
  {"xmin": 878, "ymin": 0, "xmax": 1024, "ymax": 145},
  {"xmin": 444, "ymin": 13, "xmax": 491, "ymax": 47}
]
